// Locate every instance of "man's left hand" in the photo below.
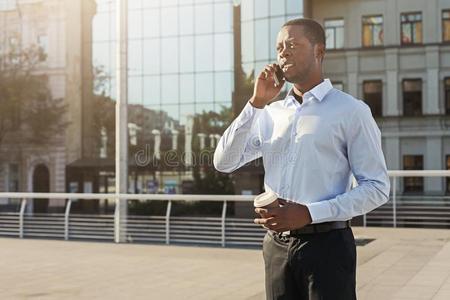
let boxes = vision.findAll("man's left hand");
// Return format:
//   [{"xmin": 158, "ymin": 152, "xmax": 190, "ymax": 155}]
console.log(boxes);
[{"xmin": 254, "ymin": 199, "xmax": 312, "ymax": 232}]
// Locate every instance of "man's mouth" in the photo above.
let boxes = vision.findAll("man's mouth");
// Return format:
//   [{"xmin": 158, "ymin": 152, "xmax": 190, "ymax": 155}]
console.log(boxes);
[{"xmin": 282, "ymin": 63, "xmax": 294, "ymax": 72}]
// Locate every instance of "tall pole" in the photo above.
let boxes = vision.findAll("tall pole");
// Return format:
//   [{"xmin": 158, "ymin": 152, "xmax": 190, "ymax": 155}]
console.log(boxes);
[{"xmin": 115, "ymin": 0, "xmax": 128, "ymax": 243}]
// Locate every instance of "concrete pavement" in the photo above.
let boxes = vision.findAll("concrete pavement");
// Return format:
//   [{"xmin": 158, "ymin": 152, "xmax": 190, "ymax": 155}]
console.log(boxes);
[{"xmin": 0, "ymin": 227, "xmax": 449, "ymax": 299}]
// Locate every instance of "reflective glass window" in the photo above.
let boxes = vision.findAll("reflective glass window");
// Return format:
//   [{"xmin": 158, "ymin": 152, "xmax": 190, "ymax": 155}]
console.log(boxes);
[
  {"xmin": 143, "ymin": 76, "xmax": 161, "ymax": 106},
  {"xmin": 129, "ymin": 10, "xmax": 142, "ymax": 39},
  {"xmin": 254, "ymin": 0, "xmax": 269, "ymax": 18},
  {"xmin": 214, "ymin": 2, "xmax": 232, "ymax": 32},
  {"xmin": 179, "ymin": 5, "xmax": 194, "ymax": 35},
  {"xmin": 255, "ymin": 19, "xmax": 270, "ymax": 60},
  {"xmin": 241, "ymin": 21, "xmax": 254, "ymax": 63},
  {"xmin": 195, "ymin": 5, "xmax": 213, "ymax": 34},
  {"xmin": 161, "ymin": 6, "xmax": 178, "ymax": 36},
  {"xmin": 195, "ymin": 73, "xmax": 214, "ymax": 102},
  {"xmin": 128, "ymin": 40, "xmax": 143, "ymax": 75},
  {"xmin": 128, "ymin": 76, "xmax": 143, "ymax": 105},
  {"xmin": 92, "ymin": 12, "xmax": 110, "ymax": 42},
  {"xmin": 195, "ymin": 35, "xmax": 213, "ymax": 72},
  {"xmin": 143, "ymin": 39, "xmax": 161, "ymax": 75},
  {"xmin": 269, "ymin": 0, "xmax": 285, "ymax": 16},
  {"xmin": 214, "ymin": 72, "xmax": 232, "ymax": 103},
  {"xmin": 214, "ymin": 33, "xmax": 232, "ymax": 71},
  {"xmin": 179, "ymin": 74, "xmax": 195, "ymax": 103},
  {"xmin": 179, "ymin": 36, "xmax": 194, "ymax": 72},
  {"xmin": 143, "ymin": 9, "xmax": 160, "ymax": 38},
  {"xmin": 162, "ymin": 74, "xmax": 179, "ymax": 104},
  {"xmin": 161, "ymin": 37, "xmax": 179, "ymax": 73}
]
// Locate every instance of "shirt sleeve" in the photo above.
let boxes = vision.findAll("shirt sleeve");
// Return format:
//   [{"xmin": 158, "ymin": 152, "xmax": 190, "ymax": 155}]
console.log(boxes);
[
  {"xmin": 213, "ymin": 101, "xmax": 264, "ymax": 173},
  {"xmin": 305, "ymin": 103, "xmax": 391, "ymax": 223}
]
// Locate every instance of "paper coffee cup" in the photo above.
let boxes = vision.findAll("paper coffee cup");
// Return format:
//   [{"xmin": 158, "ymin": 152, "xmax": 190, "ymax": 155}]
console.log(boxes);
[{"xmin": 254, "ymin": 191, "xmax": 279, "ymax": 208}]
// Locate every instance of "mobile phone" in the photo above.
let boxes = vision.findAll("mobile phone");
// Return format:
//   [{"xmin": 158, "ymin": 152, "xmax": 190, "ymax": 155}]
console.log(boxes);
[{"xmin": 273, "ymin": 64, "xmax": 284, "ymax": 86}]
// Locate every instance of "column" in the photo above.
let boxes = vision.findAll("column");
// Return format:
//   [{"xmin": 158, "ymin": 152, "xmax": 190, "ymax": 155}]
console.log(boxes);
[
  {"xmin": 425, "ymin": 46, "xmax": 440, "ymax": 115},
  {"xmin": 425, "ymin": 136, "xmax": 443, "ymax": 194},
  {"xmin": 385, "ymin": 48, "xmax": 400, "ymax": 116}
]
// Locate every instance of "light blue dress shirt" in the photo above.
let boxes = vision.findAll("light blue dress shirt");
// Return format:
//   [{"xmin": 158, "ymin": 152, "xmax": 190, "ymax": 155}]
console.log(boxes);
[{"xmin": 214, "ymin": 79, "xmax": 390, "ymax": 224}]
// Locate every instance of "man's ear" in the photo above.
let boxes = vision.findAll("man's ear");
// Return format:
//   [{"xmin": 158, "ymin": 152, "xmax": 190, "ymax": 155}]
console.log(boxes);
[{"xmin": 314, "ymin": 43, "xmax": 325, "ymax": 63}]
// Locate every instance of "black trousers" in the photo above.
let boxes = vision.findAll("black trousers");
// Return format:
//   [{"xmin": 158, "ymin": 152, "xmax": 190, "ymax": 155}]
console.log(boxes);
[{"xmin": 262, "ymin": 228, "xmax": 357, "ymax": 300}]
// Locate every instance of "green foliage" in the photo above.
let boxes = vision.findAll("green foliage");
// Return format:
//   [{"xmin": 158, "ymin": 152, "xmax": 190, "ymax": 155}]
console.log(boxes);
[
  {"xmin": 191, "ymin": 106, "xmax": 235, "ymax": 195},
  {"xmin": 0, "ymin": 45, "xmax": 67, "ymax": 147}
]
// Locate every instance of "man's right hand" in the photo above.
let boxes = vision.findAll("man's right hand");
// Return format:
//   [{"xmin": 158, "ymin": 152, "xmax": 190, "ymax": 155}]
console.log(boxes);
[{"xmin": 249, "ymin": 63, "xmax": 285, "ymax": 109}]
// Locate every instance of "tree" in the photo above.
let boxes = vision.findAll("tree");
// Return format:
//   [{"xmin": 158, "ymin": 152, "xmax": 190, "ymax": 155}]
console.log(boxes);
[
  {"xmin": 191, "ymin": 105, "xmax": 235, "ymax": 195},
  {"xmin": 90, "ymin": 66, "xmax": 116, "ymax": 158},
  {"xmin": 0, "ymin": 45, "xmax": 67, "ymax": 148}
]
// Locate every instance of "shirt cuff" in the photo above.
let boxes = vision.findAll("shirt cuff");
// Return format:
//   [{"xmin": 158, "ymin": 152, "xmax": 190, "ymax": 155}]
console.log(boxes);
[
  {"xmin": 304, "ymin": 201, "xmax": 333, "ymax": 224},
  {"xmin": 235, "ymin": 101, "xmax": 264, "ymax": 128}
]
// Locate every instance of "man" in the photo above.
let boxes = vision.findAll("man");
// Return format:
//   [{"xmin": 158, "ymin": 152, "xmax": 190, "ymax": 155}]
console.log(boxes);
[{"xmin": 213, "ymin": 18, "xmax": 390, "ymax": 299}]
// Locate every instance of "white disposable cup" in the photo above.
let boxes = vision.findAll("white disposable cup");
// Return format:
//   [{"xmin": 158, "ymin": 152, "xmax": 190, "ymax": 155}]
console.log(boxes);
[{"xmin": 254, "ymin": 191, "xmax": 279, "ymax": 208}]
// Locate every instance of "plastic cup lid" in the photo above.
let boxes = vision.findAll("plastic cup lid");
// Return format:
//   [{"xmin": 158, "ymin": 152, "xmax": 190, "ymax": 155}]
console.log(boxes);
[{"xmin": 254, "ymin": 191, "xmax": 278, "ymax": 207}]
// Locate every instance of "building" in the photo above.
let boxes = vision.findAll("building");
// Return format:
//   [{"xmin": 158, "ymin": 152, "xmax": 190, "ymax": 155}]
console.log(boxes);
[
  {"xmin": 232, "ymin": 0, "xmax": 304, "ymax": 197},
  {"xmin": 73, "ymin": 0, "xmax": 237, "ymax": 197},
  {"xmin": 304, "ymin": 0, "xmax": 450, "ymax": 195},
  {"xmin": 3, "ymin": 0, "xmax": 449, "ymax": 216},
  {"xmin": 0, "ymin": 0, "xmax": 87, "ymax": 212}
]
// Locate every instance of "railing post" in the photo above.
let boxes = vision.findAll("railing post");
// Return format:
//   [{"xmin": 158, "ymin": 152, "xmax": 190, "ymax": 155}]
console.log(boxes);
[
  {"xmin": 221, "ymin": 201, "xmax": 227, "ymax": 247},
  {"xmin": 165, "ymin": 200, "xmax": 172, "ymax": 245},
  {"xmin": 392, "ymin": 176, "xmax": 397, "ymax": 228},
  {"xmin": 64, "ymin": 199, "xmax": 72, "ymax": 241},
  {"xmin": 114, "ymin": 196, "xmax": 121, "ymax": 243},
  {"xmin": 19, "ymin": 198, "xmax": 26, "ymax": 238},
  {"xmin": 363, "ymin": 214, "xmax": 367, "ymax": 227}
]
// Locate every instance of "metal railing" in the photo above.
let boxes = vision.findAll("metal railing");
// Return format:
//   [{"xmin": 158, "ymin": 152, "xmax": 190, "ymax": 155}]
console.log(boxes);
[
  {"xmin": 364, "ymin": 171, "xmax": 450, "ymax": 228},
  {"xmin": 0, "ymin": 192, "xmax": 265, "ymax": 247},
  {"xmin": 0, "ymin": 170, "xmax": 449, "ymax": 247}
]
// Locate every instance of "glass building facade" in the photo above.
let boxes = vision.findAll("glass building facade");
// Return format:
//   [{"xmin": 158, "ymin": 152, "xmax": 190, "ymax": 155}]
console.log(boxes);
[
  {"xmin": 240, "ymin": 0, "xmax": 302, "ymax": 87},
  {"xmin": 92, "ymin": 0, "xmax": 234, "ymax": 125},
  {"xmin": 89, "ymin": 0, "xmax": 303, "ymax": 196}
]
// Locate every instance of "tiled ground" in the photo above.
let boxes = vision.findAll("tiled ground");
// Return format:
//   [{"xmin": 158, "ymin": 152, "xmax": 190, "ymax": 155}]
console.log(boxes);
[{"xmin": 0, "ymin": 227, "xmax": 449, "ymax": 299}]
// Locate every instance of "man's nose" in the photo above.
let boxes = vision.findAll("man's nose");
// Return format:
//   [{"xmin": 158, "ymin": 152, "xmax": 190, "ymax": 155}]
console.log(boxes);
[{"xmin": 279, "ymin": 48, "xmax": 290, "ymax": 59}]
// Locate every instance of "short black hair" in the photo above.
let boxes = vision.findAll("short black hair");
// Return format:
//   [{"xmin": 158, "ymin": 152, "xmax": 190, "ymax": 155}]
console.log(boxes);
[{"xmin": 282, "ymin": 18, "xmax": 326, "ymax": 47}]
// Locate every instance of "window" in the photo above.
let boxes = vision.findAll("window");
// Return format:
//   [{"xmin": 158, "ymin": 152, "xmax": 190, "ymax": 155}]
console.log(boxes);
[
  {"xmin": 325, "ymin": 18, "xmax": 344, "ymax": 49},
  {"xmin": 195, "ymin": 5, "xmax": 213, "ymax": 34},
  {"xmin": 0, "ymin": 0, "xmax": 16, "ymax": 11},
  {"xmin": 403, "ymin": 155, "xmax": 423, "ymax": 193},
  {"xmin": 445, "ymin": 78, "xmax": 450, "ymax": 115},
  {"xmin": 403, "ymin": 79, "xmax": 422, "ymax": 116},
  {"xmin": 241, "ymin": 21, "xmax": 254, "ymax": 63},
  {"xmin": 447, "ymin": 155, "xmax": 450, "ymax": 194},
  {"xmin": 161, "ymin": 6, "xmax": 178, "ymax": 36},
  {"xmin": 254, "ymin": 0, "xmax": 269, "ymax": 18},
  {"xmin": 443, "ymin": 10, "xmax": 450, "ymax": 42},
  {"xmin": 401, "ymin": 12, "xmax": 422, "ymax": 45},
  {"xmin": 37, "ymin": 35, "xmax": 48, "ymax": 55},
  {"xmin": 255, "ymin": 19, "xmax": 269, "ymax": 61},
  {"xmin": 9, "ymin": 36, "xmax": 18, "ymax": 50},
  {"xmin": 333, "ymin": 81, "xmax": 344, "ymax": 91},
  {"xmin": 362, "ymin": 15, "xmax": 383, "ymax": 47},
  {"xmin": 195, "ymin": 35, "xmax": 213, "ymax": 72},
  {"xmin": 363, "ymin": 80, "xmax": 382, "ymax": 117},
  {"xmin": 161, "ymin": 37, "xmax": 178, "ymax": 73},
  {"xmin": 214, "ymin": 34, "xmax": 232, "ymax": 71},
  {"xmin": 286, "ymin": 0, "xmax": 302, "ymax": 15}
]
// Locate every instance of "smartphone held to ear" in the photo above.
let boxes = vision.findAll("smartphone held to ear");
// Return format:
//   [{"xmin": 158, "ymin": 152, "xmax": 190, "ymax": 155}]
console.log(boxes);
[{"xmin": 273, "ymin": 64, "xmax": 284, "ymax": 87}]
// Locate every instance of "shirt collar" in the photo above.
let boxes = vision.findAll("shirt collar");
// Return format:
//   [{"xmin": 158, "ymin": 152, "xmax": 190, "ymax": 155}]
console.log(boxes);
[{"xmin": 284, "ymin": 78, "xmax": 333, "ymax": 107}]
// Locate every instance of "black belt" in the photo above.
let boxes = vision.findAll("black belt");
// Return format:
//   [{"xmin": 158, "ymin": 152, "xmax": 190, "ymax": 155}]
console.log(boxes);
[{"xmin": 288, "ymin": 220, "xmax": 351, "ymax": 236}]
